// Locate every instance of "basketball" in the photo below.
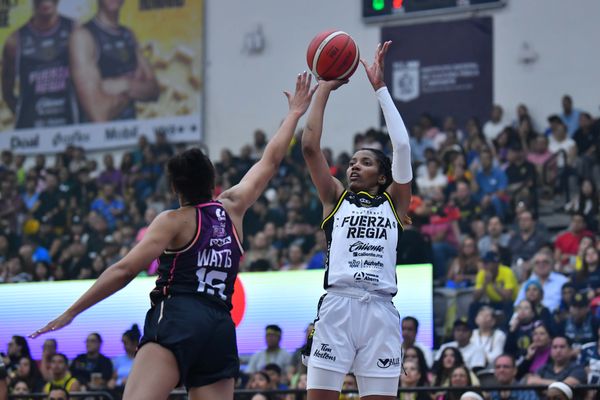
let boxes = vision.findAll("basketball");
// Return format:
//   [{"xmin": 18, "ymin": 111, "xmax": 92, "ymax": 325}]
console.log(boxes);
[{"xmin": 306, "ymin": 30, "xmax": 360, "ymax": 81}]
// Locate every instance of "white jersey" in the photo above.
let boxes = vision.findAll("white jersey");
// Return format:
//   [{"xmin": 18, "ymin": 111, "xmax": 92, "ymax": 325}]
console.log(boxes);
[{"xmin": 321, "ymin": 190, "xmax": 403, "ymax": 296}]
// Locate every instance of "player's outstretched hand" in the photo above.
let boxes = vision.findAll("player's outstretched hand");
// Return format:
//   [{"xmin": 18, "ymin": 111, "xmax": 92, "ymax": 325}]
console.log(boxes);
[
  {"xmin": 361, "ymin": 40, "xmax": 392, "ymax": 91},
  {"xmin": 284, "ymin": 71, "xmax": 319, "ymax": 116},
  {"xmin": 29, "ymin": 312, "xmax": 75, "ymax": 339}
]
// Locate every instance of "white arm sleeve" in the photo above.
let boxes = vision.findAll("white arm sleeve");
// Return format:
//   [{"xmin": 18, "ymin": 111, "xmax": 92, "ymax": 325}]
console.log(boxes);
[{"xmin": 376, "ymin": 86, "xmax": 413, "ymax": 184}]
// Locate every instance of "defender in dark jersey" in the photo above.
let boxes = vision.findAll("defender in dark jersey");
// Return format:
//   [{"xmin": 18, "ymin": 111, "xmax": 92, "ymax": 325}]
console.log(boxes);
[
  {"xmin": 2, "ymin": 0, "xmax": 79, "ymax": 129},
  {"xmin": 301, "ymin": 42, "xmax": 413, "ymax": 400},
  {"xmin": 70, "ymin": 0, "xmax": 159, "ymax": 122},
  {"xmin": 31, "ymin": 72, "xmax": 317, "ymax": 400}
]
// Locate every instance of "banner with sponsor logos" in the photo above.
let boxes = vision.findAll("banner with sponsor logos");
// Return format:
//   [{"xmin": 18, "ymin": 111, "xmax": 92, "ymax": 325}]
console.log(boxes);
[
  {"xmin": 382, "ymin": 17, "xmax": 493, "ymax": 130},
  {"xmin": 0, "ymin": 0, "xmax": 202, "ymax": 154},
  {"xmin": 0, "ymin": 266, "xmax": 433, "ymax": 360}
]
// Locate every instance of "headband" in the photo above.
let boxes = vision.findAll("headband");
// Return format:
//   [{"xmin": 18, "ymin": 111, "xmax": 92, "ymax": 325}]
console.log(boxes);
[{"xmin": 548, "ymin": 382, "xmax": 573, "ymax": 399}]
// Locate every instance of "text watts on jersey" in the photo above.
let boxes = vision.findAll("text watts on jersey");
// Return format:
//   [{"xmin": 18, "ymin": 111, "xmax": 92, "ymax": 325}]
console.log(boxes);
[{"xmin": 197, "ymin": 248, "xmax": 232, "ymax": 268}]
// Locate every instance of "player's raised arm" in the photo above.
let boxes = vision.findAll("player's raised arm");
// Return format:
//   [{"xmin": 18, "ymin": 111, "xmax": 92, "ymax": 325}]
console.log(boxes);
[
  {"xmin": 69, "ymin": 27, "xmax": 131, "ymax": 122},
  {"xmin": 361, "ymin": 41, "xmax": 412, "ymax": 219},
  {"xmin": 219, "ymin": 72, "xmax": 317, "ymax": 227},
  {"xmin": 30, "ymin": 210, "xmax": 180, "ymax": 338},
  {"xmin": 301, "ymin": 80, "xmax": 347, "ymax": 215}
]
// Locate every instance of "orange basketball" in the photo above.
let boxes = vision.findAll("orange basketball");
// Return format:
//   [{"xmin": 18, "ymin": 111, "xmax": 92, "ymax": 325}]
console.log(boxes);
[{"xmin": 306, "ymin": 30, "xmax": 360, "ymax": 81}]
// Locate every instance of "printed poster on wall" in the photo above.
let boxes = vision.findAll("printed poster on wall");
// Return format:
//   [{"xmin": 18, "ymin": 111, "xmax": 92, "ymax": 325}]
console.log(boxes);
[
  {"xmin": 0, "ymin": 0, "xmax": 203, "ymax": 154},
  {"xmin": 382, "ymin": 17, "xmax": 493, "ymax": 130}
]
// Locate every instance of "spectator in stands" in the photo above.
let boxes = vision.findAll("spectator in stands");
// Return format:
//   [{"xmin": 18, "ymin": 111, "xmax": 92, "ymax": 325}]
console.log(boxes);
[
  {"xmin": 505, "ymin": 300, "xmax": 537, "ymax": 359},
  {"xmin": 108, "ymin": 324, "xmax": 140, "ymax": 390},
  {"xmin": 526, "ymin": 135, "xmax": 553, "ymax": 177},
  {"xmin": 474, "ymin": 149, "xmax": 508, "ymax": 220},
  {"xmin": 4, "ymin": 336, "xmax": 31, "ymax": 374},
  {"xmin": 489, "ymin": 354, "xmax": 539, "ymax": 400},
  {"xmin": 403, "ymin": 346, "xmax": 431, "ymax": 384},
  {"xmin": 449, "ymin": 180, "xmax": 481, "ymax": 236},
  {"xmin": 46, "ymin": 387, "xmax": 69, "ymax": 400},
  {"xmin": 398, "ymin": 360, "xmax": 430, "ymax": 400},
  {"xmin": 526, "ymin": 336, "xmax": 587, "ymax": 386},
  {"xmin": 555, "ymin": 283, "xmax": 577, "ymax": 326},
  {"xmin": 573, "ymin": 113, "xmax": 599, "ymax": 180},
  {"xmin": 416, "ymin": 158, "xmax": 448, "ymax": 199},
  {"xmin": 289, "ymin": 323, "xmax": 313, "ymax": 380},
  {"xmin": 505, "ymin": 144, "xmax": 538, "ymax": 213},
  {"xmin": 580, "ymin": 325, "xmax": 600, "ymax": 384},
  {"xmin": 12, "ymin": 356, "xmax": 44, "ymax": 392},
  {"xmin": 97, "ymin": 154, "xmax": 123, "ymax": 194},
  {"xmin": 32, "ymin": 173, "xmax": 66, "ymax": 228},
  {"xmin": 483, "ymin": 105, "xmax": 506, "ymax": 144},
  {"xmin": 246, "ymin": 371, "xmax": 271, "ymax": 390},
  {"xmin": 573, "ymin": 246, "xmax": 600, "ymax": 298},
  {"xmin": 264, "ymin": 363, "xmax": 287, "ymax": 390},
  {"xmin": 90, "ymin": 184, "xmax": 125, "ymax": 232},
  {"xmin": 280, "ymin": 243, "xmax": 307, "ymax": 271},
  {"xmin": 470, "ymin": 251, "xmax": 518, "ymax": 324},
  {"xmin": 560, "ymin": 95, "xmax": 582, "ymax": 137},
  {"xmin": 554, "ymin": 213, "xmax": 593, "ymax": 272},
  {"xmin": 0, "ymin": 174, "xmax": 24, "ymax": 233},
  {"xmin": 478, "ymin": 216, "xmax": 510, "ymax": 258},
  {"xmin": 70, "ymin": 333, "xmax": 113, "ymax": 390},
  {"xmin": 546, "ymin": 382, "xmax": 573, "ymax": 400},
  {"xmin": 437, "ymin": 319, "xmax": 486, "ymax": 371},
  {"xmin": 43, "ymin": 354, "xmax": 80, "ymax": 393},
  {"xmin": 38, "ymin": 339, "xmax": 57, "ymax": 381},
  {"xmin": 402, "ymin": 316, "xmax": 433, "ymax": 368},
  {"xmin": 557, "ymin": 293, "xmax": 599, "ymax": 351},
  {"xmin": 247, "ymin": 325, "xmax": 291, "ymax": 374},
  {"xmin": 9, "ymin": 378, "xmax": 30, "ymax": 397},
  {"xmin": 432, "ymin": 347, "xmax": 479, "ymax": 394},
  {"xmin": 564, "ymin": 179, "xmax": 599, "ymax": 232},
  {"xmin": 306, "ymin": 231, "xmax": 326, "ymax": 269},
  {"xmin": 446, "ymin": 236, "xmax": 480, "ymax": 288},
  {"xmin": 443, "ymin": 365, "xmax": 477, "ymax": 400},
  {"xmin": 471, "ymin": 306, "xmax": 506, "ymax": 368},
  {"xmin": 515, "ymin": 250, "xmax": 569, "ymax": 312},
  {"xmin": 548, "ymin": 117, "xmax": 577, "ymax": 200},
  {"xmin": 410, "ymin": 124, "xmax": 434, "ymax": 167},
  {"xmin": 524, "ymin": 280, "xmax": 553, "ymax": 327},
  {"xmin": 516, "ymin": 321, "xmax": 553, "ymax": 380},
  {"xmin": 153, "ymin": 130, "xmax": 175, "ymax": 164},
  {"xmin": 241, "ymin": 232, "xmax": 279, "ymax": 272}
]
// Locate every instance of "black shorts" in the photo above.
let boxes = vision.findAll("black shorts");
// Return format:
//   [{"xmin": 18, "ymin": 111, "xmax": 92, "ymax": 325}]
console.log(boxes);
[{"xmin": 139, "ymin": 294, "xmax": 239, "ymax": 388}]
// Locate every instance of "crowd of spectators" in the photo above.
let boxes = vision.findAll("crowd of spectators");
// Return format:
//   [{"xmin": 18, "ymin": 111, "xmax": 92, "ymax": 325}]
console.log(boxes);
[{"xmin": 2, "ymin": 93, "xmax": 600, "ymax": 398}]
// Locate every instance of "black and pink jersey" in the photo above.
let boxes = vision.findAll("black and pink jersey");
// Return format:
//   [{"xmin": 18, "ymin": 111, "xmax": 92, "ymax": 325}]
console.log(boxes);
[
  {"xmin": 153, "ymin": 202, "xmax": 243, "ymax": 309},
  {"xmin": 15, "ymin": 16, "xmax": 79, "ymax": 128}
]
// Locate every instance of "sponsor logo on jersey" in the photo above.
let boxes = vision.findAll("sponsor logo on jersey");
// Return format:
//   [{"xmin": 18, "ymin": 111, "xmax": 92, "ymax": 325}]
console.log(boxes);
[
  {"xmin": 216, "ymin": 208, "xmax": 227, "ymax": 222},
  {"xmin": 212, "ymin": 225, "xmax": 227, "ymax": 238},
  {"xmin": 358, "ymin": 197, "xmax": 372, "ymax": 206},
  {"xmin": 340, "ymin": 215, "xmax": 395, "ymax": 240},
  {"xmin": 377, "ymin": 357, "xmax": 400, "ymax": 368},
  {"xmin": 348, "ymin": 241, "xmax": 384, "ymax": 259},
  {"xmin": 363, "ymin": 260, "xmax": 384, "ymax": 269},
  {"xmin": 313, "ymin": 343, "xmax": 336, "ymax": 362},
  {"xmin": 197, "ymin": 248, "xmax": 232, "ymax": 268},
  {"xmin": 353, "ymin": 271, "xmax": 379, "ymax": 283},
  {"xmin": 210, "ymin": 236, "xmax": 232, "ymax": 247},
  {"xmin": 348, "ymin": 260, "xmax": 361, "ymax": 269}
]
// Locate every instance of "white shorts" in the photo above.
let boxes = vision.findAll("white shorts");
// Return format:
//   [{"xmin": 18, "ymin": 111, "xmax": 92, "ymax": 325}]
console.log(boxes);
[{"xmin": 306, "ymin": 292, "xmax": 402, "ymax": 379}]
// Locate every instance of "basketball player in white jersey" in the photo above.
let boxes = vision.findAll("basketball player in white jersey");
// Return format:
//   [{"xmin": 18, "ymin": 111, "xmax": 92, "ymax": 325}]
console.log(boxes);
[{"xmin": 301, "ymin": 41, "xmax": 412, "ymax": 400}]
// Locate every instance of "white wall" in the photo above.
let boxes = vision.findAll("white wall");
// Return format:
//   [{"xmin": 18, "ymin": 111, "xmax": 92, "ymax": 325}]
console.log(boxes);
[{"xmin": 204, "ymin": 0, "xmax": 600, "ymax": 157}]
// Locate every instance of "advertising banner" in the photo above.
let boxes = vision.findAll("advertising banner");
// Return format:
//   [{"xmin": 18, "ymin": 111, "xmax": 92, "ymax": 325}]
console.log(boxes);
[
  {"xmin": 0, "ymin": 266, "xmax": 433, "ymax": 359},
  {"xmin": 382, "ymin": 17, "xmax": 493, "ymax": 130},
  {"xmin": 0, "ymin": 0, "xmax": 202, "ymax": 154}
]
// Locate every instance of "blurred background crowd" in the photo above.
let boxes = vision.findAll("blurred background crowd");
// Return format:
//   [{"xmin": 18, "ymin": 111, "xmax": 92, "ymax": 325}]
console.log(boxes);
[{"xmin": 2, "ymin": 93, "xmax": 600, "ymax": 399}]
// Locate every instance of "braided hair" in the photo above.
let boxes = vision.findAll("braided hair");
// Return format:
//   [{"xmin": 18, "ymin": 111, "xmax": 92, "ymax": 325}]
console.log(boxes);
[{"xmin": 359, "ymin": 148, "xmax": 393, "ymax": 194}]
